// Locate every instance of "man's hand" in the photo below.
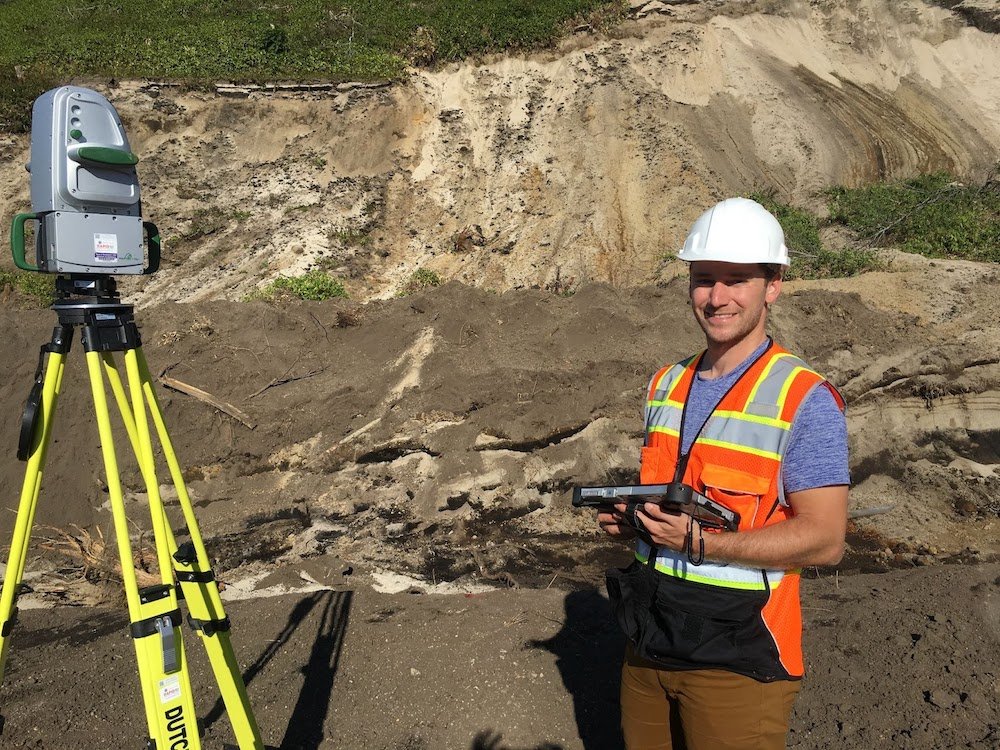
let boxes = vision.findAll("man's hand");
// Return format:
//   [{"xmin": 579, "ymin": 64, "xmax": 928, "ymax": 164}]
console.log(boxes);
[
  {"xmin": 597, "ymin": 502, "xmax": 636, "ymax": 540},
  {"xmin": 635, "ymin": 502, "xmax": 694, "ymax": 552}
]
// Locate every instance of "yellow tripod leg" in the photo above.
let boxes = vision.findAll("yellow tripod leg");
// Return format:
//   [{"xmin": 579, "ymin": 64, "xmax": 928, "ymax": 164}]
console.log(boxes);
[
  {"xmin": 104, "ymin": 351, "xmax": 263, "ymax": 748},
  {"xmin": 133, "ymin": 349, "xmax": 263, "ymax": 749},
  {"xmin": 0, "ymin": 343, "xmax": 67, "ymax": 689},
  {"xmin": 97, "ymin": 345, "xmax": 262, "ymax": 749},
  {"xmin": 87, "ymin": 351, "xmax": 202, "ymax": 750}
]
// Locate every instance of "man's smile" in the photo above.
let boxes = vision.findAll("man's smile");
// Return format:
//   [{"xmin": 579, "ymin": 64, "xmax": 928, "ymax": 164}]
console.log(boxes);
[{"xmin": 705, "ymin": 309, "xmax": 737, "ymax": 320}]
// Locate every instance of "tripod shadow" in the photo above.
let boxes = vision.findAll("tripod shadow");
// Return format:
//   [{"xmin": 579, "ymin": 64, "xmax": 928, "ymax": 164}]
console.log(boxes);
[
  {"xmin": 528, "ymin": 588, "xmax": 624, "ymax": 749},
  {"xmin": 278, "ymin": 589, "xmax": 352, "ymax": 750},
  {"xmin": 201, "ymin": 590, "xmax": 352, "ymax": 750}
]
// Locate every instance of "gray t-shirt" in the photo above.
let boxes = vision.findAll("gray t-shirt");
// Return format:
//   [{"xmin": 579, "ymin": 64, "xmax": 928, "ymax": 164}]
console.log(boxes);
[{"xmin": 679, "ymin": 340, "xmax": 850, "ymax": 495}]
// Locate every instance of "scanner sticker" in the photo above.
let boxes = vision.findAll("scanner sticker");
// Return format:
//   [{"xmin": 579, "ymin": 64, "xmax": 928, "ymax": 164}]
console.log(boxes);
[
  {"xmin": 94, "ymin": 233, "xmax": 118, "ymax": 262},
  {"xmin": 159, "ymin": 675, "xmax": 182, "ymax": 704}
]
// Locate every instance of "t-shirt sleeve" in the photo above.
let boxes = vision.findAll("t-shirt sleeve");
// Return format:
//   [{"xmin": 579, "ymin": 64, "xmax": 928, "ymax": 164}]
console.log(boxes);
[{"xmin": 782, "ymin": 383, "xmax": 850, "ymax": 495}]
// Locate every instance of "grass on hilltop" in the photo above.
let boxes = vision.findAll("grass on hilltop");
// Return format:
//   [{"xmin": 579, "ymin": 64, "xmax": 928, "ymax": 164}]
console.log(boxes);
[{"xmin": 0, "ymin": 0, "xmax": 625, "ymax": 132}]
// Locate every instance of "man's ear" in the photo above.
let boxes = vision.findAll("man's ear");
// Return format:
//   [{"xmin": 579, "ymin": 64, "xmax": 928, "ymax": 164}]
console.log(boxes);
[{"xmin": 765, "ymin": 274, "xmax": 782, "ymax": 305}]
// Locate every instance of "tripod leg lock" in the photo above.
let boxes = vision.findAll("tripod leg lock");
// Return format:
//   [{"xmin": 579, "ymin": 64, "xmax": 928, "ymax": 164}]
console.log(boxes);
[
  {"xmin": 129, "ymin": 608, "xmax": 182, "ymax": 639},
  {"xmin": 172, "ymin": 541, "xmax": 197, "ymax": 565},
  {"xmin": 187, "ymin": 613, "xmax": 231, "ymax": 637},
  {"xmin": 154, "ymin": 616, "xmax": 179, "ymax": 675}
]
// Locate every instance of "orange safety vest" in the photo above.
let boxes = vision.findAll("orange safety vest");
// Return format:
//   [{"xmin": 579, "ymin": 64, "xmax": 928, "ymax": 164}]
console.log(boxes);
[{"xmin": 619, "ymin": 340, "xmax": 844, "ymax": 681}]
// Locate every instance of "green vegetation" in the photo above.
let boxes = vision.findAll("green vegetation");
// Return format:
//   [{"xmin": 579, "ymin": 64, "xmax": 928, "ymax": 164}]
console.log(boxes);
[
  {"xmin": 184, "ymin": 207, "xmax": 227, "ymax": 239},
  {"xmin": 750, "ymin": 170, "xmax": 999, "ymax": 279},
  {"xmin": 0, "ymin": 64, "xmax": 59, "ymax": 132},
  {"xmin": 748, "ymin": 191, "xmax": 883, "ymax": 280},
  {"xmin": 826, "ymin": 171, "xmax": 1000, "ymax": 262},
  {"xmin": 398, "ymin": 267, "xmax": 442, "ymax": 296},
  {"xmin": 0, "ymin": 0, "xmax": 625, "ymax": 132},
  {"xmin": 409, "ymin": 268, "xmax": 442, "ymax": 288},
  {"xmin": 246, "ymin": 270, "xmax": 347, "ymax": 301},
  {"xmin": 329, "ymin": 228, "xmax": 372, "ymax": 247},
  {"xmin": 0, "ymin": 269, "xmax": 56, "ymax": 307}
]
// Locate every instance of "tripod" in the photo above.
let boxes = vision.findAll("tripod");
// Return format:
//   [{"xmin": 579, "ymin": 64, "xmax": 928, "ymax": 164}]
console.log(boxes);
[{"xmin": 0, "ymin": 275, "xmax": 263, "ymax": 749}]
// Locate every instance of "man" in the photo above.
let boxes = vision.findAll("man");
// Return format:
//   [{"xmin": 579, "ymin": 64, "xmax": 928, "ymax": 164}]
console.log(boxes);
[{"xmin": 598, "ymin": 197, "xmax": 849, "ymax": 750}]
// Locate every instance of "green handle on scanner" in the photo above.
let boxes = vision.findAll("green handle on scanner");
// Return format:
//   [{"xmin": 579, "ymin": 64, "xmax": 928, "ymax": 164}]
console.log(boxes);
[{"xmin": 10, "ymin": 213, "xmax": 40, "ymax": 271}]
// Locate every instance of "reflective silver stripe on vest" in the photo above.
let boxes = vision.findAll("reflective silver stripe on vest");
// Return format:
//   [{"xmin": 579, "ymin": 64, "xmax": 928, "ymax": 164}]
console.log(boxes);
[
  {"xmin": 644, "ymin": 361, "xmax": 694, "ymax": 443},
  {"xmin": 696, "ymin": 412, "xmax": 789, "ymax": 459},
  {"xmin": 644, "ymin": 366, "xmax": 688, "ymax": 443},
  {"xmin": 747, "ymin": 353, "xmax": 801, "ymax": 405},
  {"xmin": 635, "ymin": 541, "xmax": 785, "ymax": 590},
  {"xmin": 645, "ymin": 403, "xmax": 683, "ymax": 439}
]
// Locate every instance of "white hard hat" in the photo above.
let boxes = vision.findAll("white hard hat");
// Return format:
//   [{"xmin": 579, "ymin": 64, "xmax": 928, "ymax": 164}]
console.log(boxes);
[{"xmin": 678, "ymin": 197, "xmax": 790, "ymax": 267}]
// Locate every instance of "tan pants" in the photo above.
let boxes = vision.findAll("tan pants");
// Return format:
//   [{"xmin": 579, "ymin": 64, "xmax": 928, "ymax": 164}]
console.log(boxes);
[{"xmin": 620, "ymin": 649, "xmax": 801, "ymax": 750}]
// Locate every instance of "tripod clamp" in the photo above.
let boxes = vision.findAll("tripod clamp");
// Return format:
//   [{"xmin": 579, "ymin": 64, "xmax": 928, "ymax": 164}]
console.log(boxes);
[
  {"xmin": 17, "ymin": 326, "xmax": 71, "ymax": 461},
  {"xmin": 172, "ymin": 542, "xmax": 232, "ymax": 636}
]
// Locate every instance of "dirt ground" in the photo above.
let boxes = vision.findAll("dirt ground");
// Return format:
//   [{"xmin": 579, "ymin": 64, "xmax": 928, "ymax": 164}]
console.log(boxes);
[
  {"xmin": 0, "ymin": 0, "xmax": 999, "ymax": 748},
  {"xmin": 0, "ymin": 563, "xmax": 997, "ymax": 749}
]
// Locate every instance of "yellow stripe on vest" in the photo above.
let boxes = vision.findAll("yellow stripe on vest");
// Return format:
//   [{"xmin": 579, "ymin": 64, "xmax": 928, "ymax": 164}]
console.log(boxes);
[
  {"xmin": 647, "ymin": 425, "xmax": 680, "ymax": 438},
  {"xmin": 647, "ymin": 398, "xmax": 683, "ymax": 408},
  {"xmin": 693, "ymin": 436, "xmax": 782, "ymax": 461},
  {"xmin": 777, "ymin": 366, "xmax": 809, "ymax": 406}
]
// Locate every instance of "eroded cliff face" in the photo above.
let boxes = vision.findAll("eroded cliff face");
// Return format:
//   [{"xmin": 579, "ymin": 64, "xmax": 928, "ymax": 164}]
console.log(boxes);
[{"xmin": 1, "ymin": 0, "xmax": 997, "ymax": 305}]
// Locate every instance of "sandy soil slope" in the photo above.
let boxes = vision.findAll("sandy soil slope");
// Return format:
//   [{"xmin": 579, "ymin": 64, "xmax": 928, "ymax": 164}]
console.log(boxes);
[{"xmin": 1, "ymin": 1, "xmax": 998, "ymax": 304}]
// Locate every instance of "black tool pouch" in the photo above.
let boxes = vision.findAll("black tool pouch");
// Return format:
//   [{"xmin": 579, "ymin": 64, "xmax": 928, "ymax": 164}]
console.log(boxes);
[
  {"xmin": 605, "ymin": 558, "xmax": 789, "ymax": 682},
  {"xmin": 605, "ymin": 559, "xmax": 656, "ymax": 646}
]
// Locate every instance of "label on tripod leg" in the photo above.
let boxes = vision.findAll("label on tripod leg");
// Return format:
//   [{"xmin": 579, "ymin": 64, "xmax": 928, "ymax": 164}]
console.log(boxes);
[
  {"xmin": 159, "ymin": 674, "xmax": 182, "ymax": 703},
  {"xmin": 94, "ymin": 233, "xmax": 119, "ymax": 263}
]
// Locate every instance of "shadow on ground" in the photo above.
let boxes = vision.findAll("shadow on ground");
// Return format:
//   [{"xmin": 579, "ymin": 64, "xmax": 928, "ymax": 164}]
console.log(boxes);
[
  {"xmin": 279, "ymin": 590, "xmax": 352, "ymax": 749},
  {"xmin": 202, "ymin": 590, "xmax": 352, "ymax": 750},
  {"xmin": 470, "ymin": 729, "xmax": 563, "ymax": 749},
  {"xmin": 528, "ymin": 587, "xmax": 624, "ymax": 750}
]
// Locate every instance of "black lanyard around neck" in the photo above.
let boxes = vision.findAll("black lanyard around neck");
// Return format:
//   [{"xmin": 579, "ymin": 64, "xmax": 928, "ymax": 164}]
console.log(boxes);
[{"xmin": 672, "ymin": 338, "xmax": 774, "ymax": 483}]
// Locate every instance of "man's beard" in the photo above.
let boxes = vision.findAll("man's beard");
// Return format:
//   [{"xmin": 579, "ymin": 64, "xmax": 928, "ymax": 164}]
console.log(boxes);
[{"xmin": 697, "ymin": 306, "xmax": 765, "ymax": 346}]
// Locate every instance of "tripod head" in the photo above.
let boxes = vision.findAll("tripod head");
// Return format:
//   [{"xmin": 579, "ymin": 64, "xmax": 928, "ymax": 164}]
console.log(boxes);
[
  {"xmin": 10, "ymin": 85, "xmax": 160, "ymax": 276},
  {"xmin": 54, "ymin": 274, "xmax": 122, "ymax": 303}
]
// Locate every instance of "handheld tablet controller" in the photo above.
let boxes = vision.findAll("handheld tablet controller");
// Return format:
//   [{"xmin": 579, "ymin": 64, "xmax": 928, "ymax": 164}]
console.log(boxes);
[{"xmin": 572, "ymin": 482, "xmax": 740, "ymax": 532}]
